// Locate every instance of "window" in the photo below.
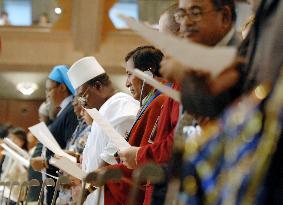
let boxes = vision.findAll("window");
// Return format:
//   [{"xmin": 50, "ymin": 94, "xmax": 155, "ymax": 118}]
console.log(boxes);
[
  {"xmin": 109, "ymin": 0, "xmax": 138, "ymax": 29},
  {"xmin": 2, "ymin": 0, "xmax": 32, "ymax": 26}
]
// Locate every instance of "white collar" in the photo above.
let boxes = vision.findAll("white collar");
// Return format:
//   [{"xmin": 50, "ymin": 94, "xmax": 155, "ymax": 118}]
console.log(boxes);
[
  {"xmin": 217, "ymin": 26, "xmax": 235, "ymax": 46},
  {"xmin": 57, "ymin": 95, "xmax": 73, "ymax": 116}
]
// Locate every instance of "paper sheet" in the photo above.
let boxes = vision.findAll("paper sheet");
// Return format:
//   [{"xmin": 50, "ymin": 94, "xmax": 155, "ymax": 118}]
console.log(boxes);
[
  {"xmin": 0, "ymin": 143, "xmax": 30, "ymax": 167},
  {"xmin": 29, "ymin": 122, "xmax": 76, "ymax": 162},
  {"xmin": 85, "ymin": 108, "xmax": 131, "ymax": 151},
  {"xmin": 118, "ymin": 15, "xmax": 237, "ymax": 78},
  {"xmin": 131, "ymin": 68, "xmax": 181, "ymax": 102},
  {"xmin": 3, "ymin": 138, "xmax": 30, "ymax": 159},
  {"xmin": 49, "ymin": 157, "xmax": 86, "ymax": 180}
]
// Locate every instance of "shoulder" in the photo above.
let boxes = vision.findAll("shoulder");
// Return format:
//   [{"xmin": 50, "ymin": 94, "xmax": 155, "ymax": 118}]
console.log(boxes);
[
  {"xmin": 109, "ymin": 92, "xmax": 138, "ymax": 105},
  {"xmin": 101, "ymin": 92, "xmax": 139, "ymax": 121},
  {"xmin": 147, "ymin": 94, "xmax": 167, "ymax": 109},
  {"xmin": 103, "ymin": 92, "xmax": 139, "ymax": 113}
]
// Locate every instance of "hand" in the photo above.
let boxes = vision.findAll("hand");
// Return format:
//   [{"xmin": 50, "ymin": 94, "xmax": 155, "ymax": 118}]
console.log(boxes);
[
  {"xmin": 64, "ymin": 174, "xmax": 81, "ymax": 189},
  {"xmin": 65, "ymin": 150, "xmax": 77, "ymax": 157},
  {"xmin": 65, "ymin": 150, "xmax": 80, "ymax": 162},
  {"xmin": 30, "ymin": 157, "xmax": 47, "ymax": 171},
  {"xmin": 160, "ymin": 57, "xmax": 188, "ymax": 82},
  {"xmin": 118, "ymin": 146, "xmax": 140, "ymax": 169}
]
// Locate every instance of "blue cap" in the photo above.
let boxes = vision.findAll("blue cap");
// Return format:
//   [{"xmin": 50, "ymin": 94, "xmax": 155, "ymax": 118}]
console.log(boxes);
[{"xmin": 48, "ymin": 65, "xmax": 75, "ymax": 95}]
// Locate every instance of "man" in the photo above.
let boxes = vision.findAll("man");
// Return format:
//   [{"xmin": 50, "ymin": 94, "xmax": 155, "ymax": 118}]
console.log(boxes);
[
  {"xmin": 159, "ymin": 3, "xmax": 179, "ymax": 35},
  {"xmin": 0, "ymin": 11, "xmax": 10, "ymax": 25},
  {"xmin": 119, "ymin": 0, "xmax": 239, "ymax": 204},
  {"xmin": 30, "ymin": 65, "xmax": 78, "ymax": 204},
  {"xmin": 67, "ymin": 56, "xmax": 139, "ymax": 205},
  {"xmin": 177, "ymin": 0, "xmax": 282, "ymax": 118},
  {"xmin": 178, "ymin": 0, "xmax": 283, "ymax": 204},
  {"xmin": 27, "ymin": 101, "xmax": 51, "ymax": 202}
]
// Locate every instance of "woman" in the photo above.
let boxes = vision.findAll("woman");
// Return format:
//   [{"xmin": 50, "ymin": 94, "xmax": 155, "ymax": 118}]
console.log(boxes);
[
  {"xmin": 104, "ymin": 46, "xmax": 168, "ymax": 205},
  {"xmin": 1, "ymin": 127, "xmax": 28, "ymax": 204}
]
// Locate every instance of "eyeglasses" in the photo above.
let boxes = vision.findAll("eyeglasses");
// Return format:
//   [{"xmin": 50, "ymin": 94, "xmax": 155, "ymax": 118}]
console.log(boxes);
[
  {"xmin": 45, "ymin": 84, "xmax": 59, "ymax": 93},
  {"xmin": 77, "ymin": 87, "xmax": 89, "ymax": 108},
  {"xmin": 174, "ymin": 7, "xmax": 220, "ymax": 23}
]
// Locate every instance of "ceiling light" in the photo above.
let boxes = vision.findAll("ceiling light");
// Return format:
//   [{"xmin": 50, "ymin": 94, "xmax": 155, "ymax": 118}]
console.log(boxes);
[
  {"xmin": 54, "ymin": 7, "xmax": 62, "ymax": 14},
  {"xmin": 16, "ymin": 82, "xmax": 38, "ymax": 96}
]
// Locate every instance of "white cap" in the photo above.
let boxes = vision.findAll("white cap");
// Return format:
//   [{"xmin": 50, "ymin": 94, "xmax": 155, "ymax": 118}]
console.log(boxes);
[{"xmin": 67, "ymin": 56, "xmax": 106, "ymax": 90}]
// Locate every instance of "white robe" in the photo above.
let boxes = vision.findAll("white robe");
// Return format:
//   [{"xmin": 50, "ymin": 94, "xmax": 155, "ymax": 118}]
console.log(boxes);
[{"xmin": 82, "ymin": 92, "xmax": 139, "ymax": 205}]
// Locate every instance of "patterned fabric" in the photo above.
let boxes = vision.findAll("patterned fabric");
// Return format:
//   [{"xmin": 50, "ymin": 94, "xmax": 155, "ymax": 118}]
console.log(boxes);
[
  {"xmin": 66, "ymin": 119, "xmax": 90, "ymax": 154},
  {"xmin": 180, "ymin": 68, "xmax": 283, "ymax": 205}
]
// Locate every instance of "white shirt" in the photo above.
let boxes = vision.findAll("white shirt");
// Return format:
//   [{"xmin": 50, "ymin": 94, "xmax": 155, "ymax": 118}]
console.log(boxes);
[{"xmin": 83, "ymin": 92, "xmax": 139, "ymax": 205}]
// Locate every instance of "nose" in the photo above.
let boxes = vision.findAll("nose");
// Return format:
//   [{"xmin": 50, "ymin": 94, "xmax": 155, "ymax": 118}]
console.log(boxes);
[
  {"xmin": 180, "ymin": 15, "xmax": 194, "ymax": 28},
  {"xmin": 46, "ymin": 92, "xmax": 50, "ymax": 100},
  {"xmin": 80, "ymin": 109, "xmax": 84, "ymax": 117},
  {"xmin": 126, "ymin": 76, "xmax": 131, "ymax": 88}
]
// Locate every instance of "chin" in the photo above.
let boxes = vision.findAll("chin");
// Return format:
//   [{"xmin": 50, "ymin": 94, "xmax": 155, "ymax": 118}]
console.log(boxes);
[{"xmin": 134, "ymin": 95, "xmax": 140, "ymax": 101}]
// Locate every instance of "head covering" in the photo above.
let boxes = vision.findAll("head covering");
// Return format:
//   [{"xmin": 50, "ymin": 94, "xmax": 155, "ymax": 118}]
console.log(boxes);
[
  {"xmin": 67, "ymin": 56, "xmax": 106, "ymax": 90},
  {"xmin": 48, "ymin": 65, "xmax": 75, "ymax": 95},
  {"xmin": 38, "ymin": 101, "xmax": 49, "ymax": 116}
]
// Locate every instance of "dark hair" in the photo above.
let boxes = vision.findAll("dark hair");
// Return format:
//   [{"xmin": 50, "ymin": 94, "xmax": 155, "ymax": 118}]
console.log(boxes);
[
  {"xmin": 86, "ymin": 73, "xmax": 111, "ymax": 87},
  {"xmin": 9, "ymin": 127, "xmax": 28, "ymax": 151},
  {"xmin": 125, "ymin": 46, "xmax": 164, "ymax": 77},
  {"xmin": 0, "ymin": 123, "xmax": 13, "ymax": 139},
  {"xmin": 1, "ymin": 11, "xmax": 8, "ymax": 16},
  {"xmin": 212, "ymin": 0, "xmax": 236, "ymax": 22}
]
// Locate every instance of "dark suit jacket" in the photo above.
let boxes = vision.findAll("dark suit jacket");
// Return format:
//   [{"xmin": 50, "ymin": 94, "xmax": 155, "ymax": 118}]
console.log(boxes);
[
  {"xmin": 27, "ymin": 101, "xmax": 78, "ymax": 203},
  {"xmin": 45, "ymin": 101, "xmax": 78, "ymax": 204}
]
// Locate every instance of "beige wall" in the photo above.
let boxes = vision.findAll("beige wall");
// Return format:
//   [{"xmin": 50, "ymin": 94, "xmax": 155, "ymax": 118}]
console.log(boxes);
[{"xmin": 0, "ymin": 28, "xmax": 147, "ymax": 73}]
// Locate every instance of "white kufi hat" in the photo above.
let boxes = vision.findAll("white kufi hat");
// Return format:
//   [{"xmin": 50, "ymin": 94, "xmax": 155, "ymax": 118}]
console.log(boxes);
[{"xmin": 67, "ymin": 56, "xmax": 106, "ymax": 90}]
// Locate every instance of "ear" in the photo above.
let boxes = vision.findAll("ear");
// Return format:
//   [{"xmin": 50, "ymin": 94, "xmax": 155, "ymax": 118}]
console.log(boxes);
[
  {"xmin": 59, "ymin": 84, "xmax": 68, "ymax": 92},
  {"xmin": 221, "ymin": 6, "xmax": 233, "ymax": 29},
  {"xmin": 94, "ymin": 81, "xmax": 103, "ymax": 91}
]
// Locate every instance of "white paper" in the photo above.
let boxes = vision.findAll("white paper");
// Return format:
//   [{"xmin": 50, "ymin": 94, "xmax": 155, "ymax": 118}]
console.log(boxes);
[
  {"xmin": 49, "ymin": 157, "xmax": 86, "ymax": 180},
  {"xmin": 0, "ymin": 143, "xmax": 30, "ymax": 167},
  {"xmin": 131, "ymin": 68, "xmax": 181, "ymax": 102},
  {"xmin": 29, "ymin": 122, "xmax": 76, "ymax": 162},
  {"xmin": 85, "ymin": 108, "xmax": 131, "ymax": 151},
  {"xmin": 3, "ymin": 138, "xmax": 30, "ymax": 159},
  {"xmin": 118, "ymin": 15, "xmax": 237, "ymax": 78}
]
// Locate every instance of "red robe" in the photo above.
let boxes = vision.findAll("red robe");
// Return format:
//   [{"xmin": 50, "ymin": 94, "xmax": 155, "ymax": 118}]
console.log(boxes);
[
  {"xmin": 105, "ymin": 93, "xmax": 168, "ymax": 205},
  {"xmin": 137, "ymin": 84, "xmax": 180, "ymax": 205}
]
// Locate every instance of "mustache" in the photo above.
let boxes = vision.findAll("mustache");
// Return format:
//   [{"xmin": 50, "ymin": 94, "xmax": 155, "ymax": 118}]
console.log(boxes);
[{"xmin": 180, "ymin": 26, "xmax": 199, "ymax": 33}]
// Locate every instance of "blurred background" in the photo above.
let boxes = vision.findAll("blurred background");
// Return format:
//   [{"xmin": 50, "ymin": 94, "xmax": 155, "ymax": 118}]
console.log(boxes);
[{"xmin": 0, "ymin": 0, "xmax": 252, "ymax": 129}]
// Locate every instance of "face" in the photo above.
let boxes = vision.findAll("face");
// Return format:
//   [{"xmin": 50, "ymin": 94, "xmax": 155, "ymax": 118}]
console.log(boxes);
[
  {"xmin": 72, "ymin": 97, "xmax": 82, "ymax": 118},
  {"xmin": 9, "ymin": 134, "xmax": 25, "ymax": 148},
  {"xmin": 159, "ymin": 13, "xmax": 179, "ymax": 35},
  {"xmin": 45, "ymin": 79, "xmax": 62, "ymax": 108},
  {"xmin": 125, "ymin": 58, "xmax": 143, "ymax": 100},
  {"xmin": 76, "ymin": 84, "xmax": 99, "ymax": 109},
  {"xmin": 177, "ymin": 0, "xmax": 232, "ymax": 46},
  {"xmin": 27, "ymin": 132, "xmax": 37, "ymax": 149}
]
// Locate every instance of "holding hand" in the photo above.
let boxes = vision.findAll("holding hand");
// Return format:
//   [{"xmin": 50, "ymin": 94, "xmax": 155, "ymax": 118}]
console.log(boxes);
[
  {"xmin": 118, "ymin": 146, "xmax": 140, "ymax": 169},
  {"xmin": 30, "ymin": 156, "xmax": 48, "ymax": 171}
]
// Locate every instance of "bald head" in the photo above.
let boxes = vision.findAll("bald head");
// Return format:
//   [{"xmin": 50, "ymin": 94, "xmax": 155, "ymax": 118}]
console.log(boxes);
[{"xmin": 159, "ymin": 3, "xmax": 179, "ymax": 34}]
